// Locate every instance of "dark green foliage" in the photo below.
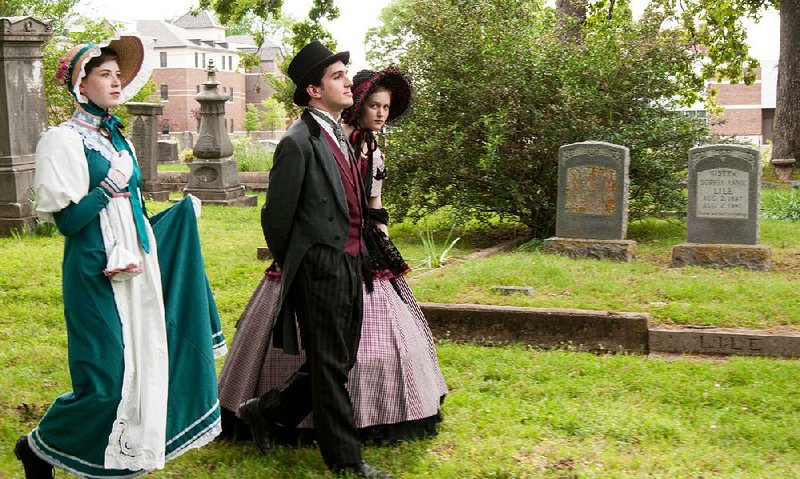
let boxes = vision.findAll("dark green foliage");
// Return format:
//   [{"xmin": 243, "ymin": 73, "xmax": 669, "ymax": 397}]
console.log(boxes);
[{"xmin": 375, "ymin": 0, "xmax": 707, "ymax": 237}]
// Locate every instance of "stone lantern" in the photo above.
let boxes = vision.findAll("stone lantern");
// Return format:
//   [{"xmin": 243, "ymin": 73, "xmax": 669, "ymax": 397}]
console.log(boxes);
[{"xmin": 184, "ymin": 59, "xmax": 256, "ymax": 206}]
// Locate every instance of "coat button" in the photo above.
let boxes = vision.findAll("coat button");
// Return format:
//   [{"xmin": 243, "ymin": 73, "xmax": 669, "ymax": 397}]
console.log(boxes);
[
  {"xmin": 321, "ymin": 197, "xmax": 328, "ymax": 203},
  {"xmin": 334, "ymin": 235, "xmax": 341, "ymax": 241},
  {"xmin": 328, "ymin": 216, "xmax": 333, "ymax": 222}
]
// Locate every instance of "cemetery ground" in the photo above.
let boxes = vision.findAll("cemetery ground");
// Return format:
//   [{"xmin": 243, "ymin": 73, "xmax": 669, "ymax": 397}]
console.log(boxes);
[{"xmin": 2, "ymin": 193, "xmax": 800, "ymax": 477}]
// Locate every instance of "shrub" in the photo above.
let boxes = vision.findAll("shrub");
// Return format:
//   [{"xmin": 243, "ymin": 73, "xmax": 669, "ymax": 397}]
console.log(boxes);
[
  {"xmin": 372, "ymin": 0, "xmax": 707, "ymax": 237},
  {"xmin": 180, "ymin": 149, "xmax": 196, "ymax": 164},
  {"xmin": 231, "ymin": 135, "xmax": 273, "ymax": 172}
]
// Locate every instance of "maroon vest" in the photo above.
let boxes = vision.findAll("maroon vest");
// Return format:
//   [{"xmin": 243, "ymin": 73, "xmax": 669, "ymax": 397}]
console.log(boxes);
[{"xmin": 322, "ymin": 131, "xmax": 363, "ymax": 257}]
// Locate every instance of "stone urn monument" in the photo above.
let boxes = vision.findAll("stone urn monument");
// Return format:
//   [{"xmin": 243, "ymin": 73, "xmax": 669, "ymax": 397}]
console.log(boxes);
[
  {"xmin": 770, "ymin": 157, "xmax": 796, "ymax": 182},
  {"xmin": 184, "ymin": 60, "xmax": 257, "ymax": 206}
]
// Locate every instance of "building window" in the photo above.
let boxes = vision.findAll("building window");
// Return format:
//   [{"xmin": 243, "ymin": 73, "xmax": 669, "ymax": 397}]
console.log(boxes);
[
  {"xmin": 221, "ymin": 56, "xmax": 226, "ymax": 70},
  {"xmin": 160, "ymin": 85, "xmax": 168, "ymax": 100},
  {"xmin": 683, "ymin": 110, "xmax": 707, "ymax": 120},
  {"xmin": 196, "ymin": 84, "xmax": 200, "ymax": 93},
  {"xmin": 202, "ymin": 53, "xmax": 206, "ymax": 68},
  {"xmin": 228, "ymin": 87, "xmax": 233, "ymax": 102},
  {"xmin": 229, "ymin": 56, "xmax": 233, "ymax": 70},
  {"xmin": 160, "ymin": 52, "xmax": 167, "ymax": 68},
  {"xmin": 230, "ymin": 118, "xmax": 234, "ymax": 133},
  {"xmin": 195, "ymin": 52, "xmax": 198, "ymax": 68}
]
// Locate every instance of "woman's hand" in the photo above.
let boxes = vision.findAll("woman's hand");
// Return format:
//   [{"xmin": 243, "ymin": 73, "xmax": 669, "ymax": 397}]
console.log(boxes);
[
  {"xmin": 377, "ymin": 222, "xmax": 389, "ymax": 238},
  {"xmin": 108, "ymin": 150, "xmax": 133, "ymax": 186}
]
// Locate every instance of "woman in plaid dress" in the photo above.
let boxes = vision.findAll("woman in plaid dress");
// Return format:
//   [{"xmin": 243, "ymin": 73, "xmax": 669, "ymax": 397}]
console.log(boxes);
[{"xmin": 218, "ymin": 67, "xmax": 447, "ymax": 445}]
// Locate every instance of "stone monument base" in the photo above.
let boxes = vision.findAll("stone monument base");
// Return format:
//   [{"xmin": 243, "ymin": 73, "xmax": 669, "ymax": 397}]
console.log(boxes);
[
  {"xmin": 183, "ymin": 186, "xmax": 257, "ymax": 206},
  {"xmin": 0, "ymin": 216, "xmax": 37, "ymax": 236},
  {"xmin": 184, "ymin": 158, "xmax": 257, "ymax": 207},
  {"xmin": 542, "ymin": 237, "xmax": 636, "ymax": 262},
  {"xmin": 142, "ymin": 190, "xmax": 171, "ymax": 202},
  {"xmin": 671, "ymin": 243, "xmax": 771, "ymax": 271}
]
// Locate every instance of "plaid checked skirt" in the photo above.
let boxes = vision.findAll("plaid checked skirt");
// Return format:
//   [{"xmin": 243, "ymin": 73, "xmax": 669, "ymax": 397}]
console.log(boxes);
[{"xmin": 218, "ymin": 272, "xmax": 447, "ymax": 443}]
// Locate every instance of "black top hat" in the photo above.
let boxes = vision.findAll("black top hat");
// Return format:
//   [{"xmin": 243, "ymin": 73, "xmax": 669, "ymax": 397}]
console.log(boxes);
[
  {"xmin": 288, "ymin": 40, "xmax": 350, "ymax": 107},
  {"xmin": 342, "ymin": 67, "xmax": 412, "ymax": 127}
]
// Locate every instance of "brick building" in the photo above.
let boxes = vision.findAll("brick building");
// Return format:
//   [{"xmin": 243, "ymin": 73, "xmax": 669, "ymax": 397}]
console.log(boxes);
[
  {"xmin": 683, "ymin": 59, "xmax": 778, "ymax": 146},
  {"xmin": 135, "ymin": 10, "xmax": 283, "ymax": 134}
]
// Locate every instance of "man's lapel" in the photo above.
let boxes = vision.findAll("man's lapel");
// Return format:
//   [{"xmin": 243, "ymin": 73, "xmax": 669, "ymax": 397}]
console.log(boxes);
[{"xmin": 311, "ymin": 135, "xmax": 349, "ymax": 218}]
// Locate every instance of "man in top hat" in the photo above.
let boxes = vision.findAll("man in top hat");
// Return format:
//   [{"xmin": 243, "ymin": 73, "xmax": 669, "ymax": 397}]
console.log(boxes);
[{"xmin": 238, "ymin": 41, "xmax": 392, "ymax": 478}]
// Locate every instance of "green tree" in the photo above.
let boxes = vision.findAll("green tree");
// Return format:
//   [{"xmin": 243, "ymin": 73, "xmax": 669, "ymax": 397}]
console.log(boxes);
[
  {"xmin": 260, "ymin": 97, "xmax": 286, "ymax": 133},
  {"xmin": 244, "ymin": 103, "xmax": 262, "ymax": 133},
  {"xmin": 664, "ymin": 0, "xmax": 797, "ymax": 166},
  {"xmin": 372, "ymin": 0, "xmax": 707, "ymax": 236},
  {"xmin": 0, "ymin": 0, "xmax": 76, "ymax": 26}
]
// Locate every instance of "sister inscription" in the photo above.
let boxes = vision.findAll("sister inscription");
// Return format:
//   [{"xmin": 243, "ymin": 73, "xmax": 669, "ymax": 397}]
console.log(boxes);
[{"xmin": 696, "ymin": 168, "xmax": 749, "ymax": 219}]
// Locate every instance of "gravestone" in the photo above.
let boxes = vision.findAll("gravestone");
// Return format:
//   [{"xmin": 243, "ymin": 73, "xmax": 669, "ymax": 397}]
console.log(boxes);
[
  {"xmin": 158, "ymin": 140, "xmax": 179, "ymax": 163},
  {"xmin": 126, "ymin": 102, "xmax": 169, "ymax": 201},
  {"xmin": 0, "ymin": 17, "xmax": 51, "ymax": 236},
  {"xmin": 543, "ymin": 141, "xmax": 636, "ymax": 261},
  {"xmin": 672, "ymin": 144, "xmax": 771, "ymax": 270},
  {"xmin": 184, "ymin": 60, "xmax": 256, "ymax": 206}
]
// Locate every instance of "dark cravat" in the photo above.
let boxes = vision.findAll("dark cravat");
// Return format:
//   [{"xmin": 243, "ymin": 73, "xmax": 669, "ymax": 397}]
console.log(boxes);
[{"xmin": 309, "ymin": 107, "xmax": 350, "ymax": 154}]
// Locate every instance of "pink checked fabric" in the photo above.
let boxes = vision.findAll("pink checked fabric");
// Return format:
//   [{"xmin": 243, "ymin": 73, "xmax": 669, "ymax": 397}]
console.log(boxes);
[{"xmin": 217, "ymin": 274, "xmax": 447, "ymax": 429}]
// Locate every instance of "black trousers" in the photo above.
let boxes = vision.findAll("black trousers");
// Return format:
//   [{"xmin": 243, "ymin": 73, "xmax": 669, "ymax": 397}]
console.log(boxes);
[{"xmin": 259, "ymin": 244, "xmax": 363, "ymax": 467}]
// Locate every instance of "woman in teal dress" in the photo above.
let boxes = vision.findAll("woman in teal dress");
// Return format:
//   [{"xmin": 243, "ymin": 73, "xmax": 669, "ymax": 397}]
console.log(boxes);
[{"xmin": 13, "ymin": 34, "xmax": 227, "ymax": 479}]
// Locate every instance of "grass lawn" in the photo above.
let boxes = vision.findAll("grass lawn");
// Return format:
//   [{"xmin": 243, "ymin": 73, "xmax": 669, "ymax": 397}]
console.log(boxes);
[
  {"xmin": 409, "ymin": 216, "xmax": 800, "ymax": 331},
  {"xmin": 2, "ymin": 196, "xmax": 800, "ymax": 477}
]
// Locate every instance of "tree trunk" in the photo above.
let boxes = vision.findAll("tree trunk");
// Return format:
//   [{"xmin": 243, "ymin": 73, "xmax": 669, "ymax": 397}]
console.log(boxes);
[
  {"xmin": 771, "ymin": 0, "xmax": 800, "ymax": 167},
  {"xmin": 556, "ymin": 0, "xmax": 587, "ymax": 40}
]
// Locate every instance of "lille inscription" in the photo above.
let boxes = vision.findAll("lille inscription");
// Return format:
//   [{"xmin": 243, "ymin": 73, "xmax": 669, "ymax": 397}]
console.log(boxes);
[
  {"xmin": 696, "ymin": 168, "xmax": 749, "ymax": 219},
  {"xmin": 565, "ymin": 165, "xmax": 616, "ymax": 215},
  {"xmin": 700, "ymin": 334, "xmax": 762, "ymax": 352}
]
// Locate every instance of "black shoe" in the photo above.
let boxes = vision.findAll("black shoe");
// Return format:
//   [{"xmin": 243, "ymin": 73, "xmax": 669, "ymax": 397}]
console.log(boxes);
[
  {"xmin": 333, "ymin": 461, "xmax": 393, "ymax": 478},
  {"xmin": 14, "ymin": 436, "xmax": 54, "ymax": 479},
  {"xmin": 238, "ymin": 398, "xmax": 278, "ymax": 455}
]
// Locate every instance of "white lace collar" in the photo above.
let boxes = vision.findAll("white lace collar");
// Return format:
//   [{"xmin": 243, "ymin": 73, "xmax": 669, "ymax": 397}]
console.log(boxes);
[{"xmin": 63, "ymin": 109, "xmax": 118, "ymax": 161}]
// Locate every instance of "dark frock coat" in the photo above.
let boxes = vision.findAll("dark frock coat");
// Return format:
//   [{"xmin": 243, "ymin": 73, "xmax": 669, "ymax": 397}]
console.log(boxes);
[{"xmin": 261, "ymin": 109, "xmax": 369, "ymax": 354}]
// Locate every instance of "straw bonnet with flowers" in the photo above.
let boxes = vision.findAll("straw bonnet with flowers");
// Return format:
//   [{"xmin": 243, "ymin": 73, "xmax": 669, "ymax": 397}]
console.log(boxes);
[{"xmin": 17, "ymin": 34, "xmax": 226, "ymax": 479}]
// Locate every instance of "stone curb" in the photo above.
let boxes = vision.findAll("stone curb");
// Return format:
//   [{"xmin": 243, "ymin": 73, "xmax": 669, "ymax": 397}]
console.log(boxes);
[
  {"xmin": 249, "ymin": 232, "xmax": 800, "ymax": 359},
  {"xmin": 420, "ymin": 302, "xmax": 650, "ymax": 354},
  {"xmin": 650, "ymin": 327, "xmax": 800, "ymax": 358},
  {"xmin": 419, "ymin": 301, "xmax": 800, "ymax": 359}
]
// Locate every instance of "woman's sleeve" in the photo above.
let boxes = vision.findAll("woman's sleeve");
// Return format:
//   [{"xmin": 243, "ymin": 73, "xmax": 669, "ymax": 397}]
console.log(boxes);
[
  {"xmin": 33, "ymin": 127, "xmax": 109, "ymax": 236},
  {"xmin": 370, "ymin": 148, "xmax": 386, "ymax": 198},
  {"xmin": 53, "ymin": 189, "xmax": 110, "ymax": 236}
]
